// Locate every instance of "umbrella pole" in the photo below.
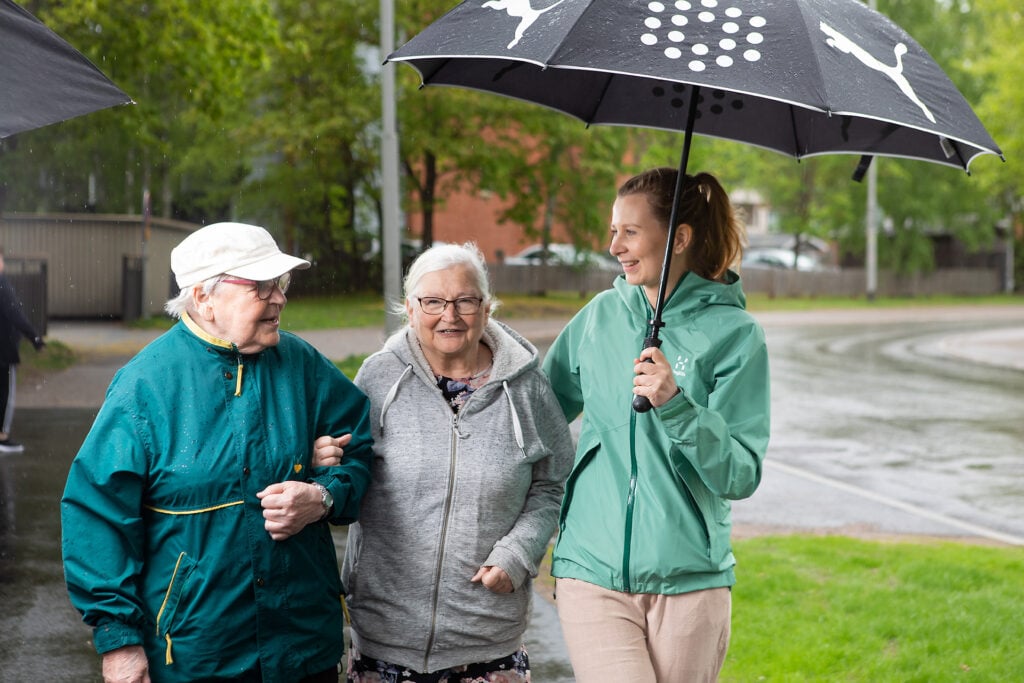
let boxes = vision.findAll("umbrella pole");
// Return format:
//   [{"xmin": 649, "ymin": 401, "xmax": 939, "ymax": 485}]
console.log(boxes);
[{"xmin": 633, "ymin": 86, "xmax": 701, "ymax": 413}]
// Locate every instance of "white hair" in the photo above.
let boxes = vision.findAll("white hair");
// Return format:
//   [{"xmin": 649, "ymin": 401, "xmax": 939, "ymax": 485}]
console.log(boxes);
[
  {"xmin": 395, "ymin": 242, "xmax": 500, "ymax": 322},
  {"xmin": 164, "ymin": 277, "xmax": 220, "ymax": 319}
]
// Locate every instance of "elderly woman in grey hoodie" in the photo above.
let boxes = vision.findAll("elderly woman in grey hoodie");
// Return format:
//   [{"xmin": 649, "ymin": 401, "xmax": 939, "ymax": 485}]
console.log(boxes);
[{"xmin": 330, "ymin": 242, "xmax": 575, "ymax": 682}]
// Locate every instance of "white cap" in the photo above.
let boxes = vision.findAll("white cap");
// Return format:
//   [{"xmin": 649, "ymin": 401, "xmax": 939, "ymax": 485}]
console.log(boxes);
[{"xmin": 171, "ymin": 222, "xmax": 310, "ymax": 289}]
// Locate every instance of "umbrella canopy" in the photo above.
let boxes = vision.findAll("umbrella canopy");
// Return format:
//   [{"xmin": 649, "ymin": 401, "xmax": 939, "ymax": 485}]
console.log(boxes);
[
  {"xmin": 388, "ymin": 0, "xmax": 1001, "ymax": 171},
  {"xmin": 387, "ymin": 0, "xmax": 1001, "ymax": 410},
  {"xmin": 1, "ymin": 0, "xmax": 132, "ymax": 139}
]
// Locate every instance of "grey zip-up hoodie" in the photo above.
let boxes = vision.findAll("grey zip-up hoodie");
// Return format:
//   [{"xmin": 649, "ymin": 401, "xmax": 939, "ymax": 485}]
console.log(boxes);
[{"xmin": 344, "ymin": 319, "xmax": 575, "ymax": 673}]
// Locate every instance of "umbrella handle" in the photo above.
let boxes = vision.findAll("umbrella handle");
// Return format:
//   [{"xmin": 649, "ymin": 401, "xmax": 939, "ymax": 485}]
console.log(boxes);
[
  {"xmin": 631, "ymin": 333, "xmax": 662, "ymax": 413},
  {"xmin": 633, "ymin": 86, "xmax": 700, "ymax": 413}
]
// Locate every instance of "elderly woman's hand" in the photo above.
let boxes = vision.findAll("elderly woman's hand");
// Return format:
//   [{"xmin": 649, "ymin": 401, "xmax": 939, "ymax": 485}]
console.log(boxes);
[
  {"xmin": 257, "ymin": 481, "xmax": 326, "ymax": 541},
  {"xmin": 471, "ymin": 565, "xmax": 514, "ymax": 594},
  {"xmin": 311, "ymin": 433, "xmax": 351, "ymax": 468}
]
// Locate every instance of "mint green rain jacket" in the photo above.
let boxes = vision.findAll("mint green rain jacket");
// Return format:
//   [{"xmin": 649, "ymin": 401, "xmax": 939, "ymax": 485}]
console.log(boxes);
[
  {"xmin": 543, "ymin": 272, "xmax": 770, "ymax": 595},
  {"xmin": 61, "ymin": 315, "xmax": 373, "ymax": 683}
]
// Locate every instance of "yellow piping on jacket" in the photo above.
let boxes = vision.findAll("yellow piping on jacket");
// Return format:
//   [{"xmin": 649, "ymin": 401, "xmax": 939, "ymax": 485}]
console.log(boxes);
[{"xmin": 180, "ymin": 312, "xmax": 245, "ymax": 396}]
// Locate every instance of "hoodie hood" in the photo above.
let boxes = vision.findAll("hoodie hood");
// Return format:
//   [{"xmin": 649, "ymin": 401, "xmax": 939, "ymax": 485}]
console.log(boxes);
[{"xmin": 381, "ymin": 318, "xmax": 540, "ymax": 388}]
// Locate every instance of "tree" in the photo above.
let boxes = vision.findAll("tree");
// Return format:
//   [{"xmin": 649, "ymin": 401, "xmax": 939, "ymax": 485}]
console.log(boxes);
[
  {"xmin": 2, "ymin": 1, "xmax": 278, "ymax": 220},
  {"xmin": 236, "ymin": 0, "xmax": 381, "ymax": 293}
]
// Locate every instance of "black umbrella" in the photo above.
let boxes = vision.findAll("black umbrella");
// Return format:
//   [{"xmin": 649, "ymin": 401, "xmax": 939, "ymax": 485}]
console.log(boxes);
[
  {"xmin": 387, "ymin": 0, "xmax": 1002, "ymax": 410},
  {"xmin": 1, "ymin": 0, "xmax": 131, "ymax": 139}
]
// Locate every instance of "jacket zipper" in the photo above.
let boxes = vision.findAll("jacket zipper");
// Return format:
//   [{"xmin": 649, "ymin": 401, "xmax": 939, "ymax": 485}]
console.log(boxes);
[
  {"xmin": 623, "ymin": 410, "xmax": 640, "ymax": 593},
  {"xmin": 422, "ymin": 412, "xmax": 460, "ymax": 671},
  {"xmin": 155, "ymin": 552, "xmax": 189, "ymax": 666}
]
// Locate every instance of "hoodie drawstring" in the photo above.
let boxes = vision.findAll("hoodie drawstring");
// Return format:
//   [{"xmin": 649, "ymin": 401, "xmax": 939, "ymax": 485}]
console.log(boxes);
[
  {"xmin": 380, "ymin": 364, "xmax": 414, "ymax": 432},
  {"xmin": 502, "ymin": 381, "xmax": 526, "ymax": 457}
]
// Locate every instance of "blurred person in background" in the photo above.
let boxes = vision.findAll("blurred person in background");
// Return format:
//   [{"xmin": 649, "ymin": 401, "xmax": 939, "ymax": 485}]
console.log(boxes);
[
  {"xmin": 0, "ymin": 247, "xmax": 45, "ymax": 454},
  {"xmin": 61, "ymin": 222, "xmax": 373, "ymax": 683}
]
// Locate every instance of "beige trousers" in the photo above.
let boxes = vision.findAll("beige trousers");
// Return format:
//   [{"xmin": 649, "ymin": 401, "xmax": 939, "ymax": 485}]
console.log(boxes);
[{"xmin": 555, "ymin": 578, "xmax": 731, "ymax": 683}]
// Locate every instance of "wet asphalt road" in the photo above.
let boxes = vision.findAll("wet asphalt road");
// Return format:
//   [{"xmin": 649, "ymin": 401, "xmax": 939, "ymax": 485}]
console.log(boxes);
[
  {"xmin": 731, "ymin": 315, "xmax": 1024, "ymax": 544},
  {"xmin": 2, "ymin": 308, "xmax": 1022, "ymax": 680}
]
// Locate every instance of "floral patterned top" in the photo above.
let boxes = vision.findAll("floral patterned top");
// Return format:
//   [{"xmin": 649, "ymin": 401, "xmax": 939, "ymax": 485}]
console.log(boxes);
[{"xmin": 436, "ymin": 365, "xmax": 491, "ymax": 413}]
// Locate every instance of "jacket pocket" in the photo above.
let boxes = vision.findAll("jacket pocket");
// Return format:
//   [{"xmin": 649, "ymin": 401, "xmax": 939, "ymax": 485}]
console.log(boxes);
[
  {"xmin": 558, "ymin": 439, "xmax": 600, "ymax": 530},
  {"xmin": 155, "ymin": 552, "xmax": 197, "ymax": 665}
]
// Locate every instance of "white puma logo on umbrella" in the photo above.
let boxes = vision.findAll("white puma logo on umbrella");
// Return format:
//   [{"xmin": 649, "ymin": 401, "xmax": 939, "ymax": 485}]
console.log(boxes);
[
  {"xmin": 820, "ymin": 20, "xmax": 936, "ymax": 123},
  {"xmin": 482, "ymin": 0, "xmax": 566, "ymax": 49}
]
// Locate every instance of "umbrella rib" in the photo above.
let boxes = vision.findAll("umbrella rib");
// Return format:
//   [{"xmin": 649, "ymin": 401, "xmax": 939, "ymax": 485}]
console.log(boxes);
[
  {"xmin": 787, "ymin": 104, "xmax": 803, "ymax": 161},
  {"xmin": 581, "ymin": 73, "xmax": 616, "ymax": 125}
]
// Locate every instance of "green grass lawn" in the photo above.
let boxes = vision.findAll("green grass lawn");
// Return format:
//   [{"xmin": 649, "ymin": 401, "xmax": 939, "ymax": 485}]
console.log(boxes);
[
  {"xmin": 128, "ymin": 290, "xmax": 1022, "ymax": 333},
  {"xmin": 540, "ymin": 535, "xmax": 1024, "ymax": 681},
  {"xmin": 721, "ymin": 536, "xmax": 1024, "ymax": 681},
  {"xmin": 286, "ymin": 291, "xmax": 1021, "ymax": 330}
]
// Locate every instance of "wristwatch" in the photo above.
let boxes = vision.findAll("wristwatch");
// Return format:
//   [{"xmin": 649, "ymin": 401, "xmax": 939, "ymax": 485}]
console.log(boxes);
[{"xmin": 312, "ymin": 482, "xmax": 334, "ymax": 520}]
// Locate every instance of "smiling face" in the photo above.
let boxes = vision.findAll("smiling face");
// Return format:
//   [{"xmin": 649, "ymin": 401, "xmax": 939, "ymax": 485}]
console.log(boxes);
[
  {"xmin": 406, "ymin": 264, "xmax": 489, "ymax": 367},
  {"xmin": 193, "ymin": 276, "xmax": 288, "ymax": 353},
  {"xmin": 609, "ymin": 192, "xmax": 691, "ymax": 307}
]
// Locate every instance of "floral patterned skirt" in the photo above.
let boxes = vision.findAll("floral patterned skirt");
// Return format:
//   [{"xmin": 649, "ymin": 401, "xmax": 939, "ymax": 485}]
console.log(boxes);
[{"xmin": 346, "ymin": 645, "xmax": 530, "ymax": 683}]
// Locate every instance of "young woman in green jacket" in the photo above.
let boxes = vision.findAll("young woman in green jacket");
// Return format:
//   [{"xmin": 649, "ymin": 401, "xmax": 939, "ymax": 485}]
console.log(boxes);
[{"xmin": 542, "ymin": 168, "xmax": 771, "ymax": 682}]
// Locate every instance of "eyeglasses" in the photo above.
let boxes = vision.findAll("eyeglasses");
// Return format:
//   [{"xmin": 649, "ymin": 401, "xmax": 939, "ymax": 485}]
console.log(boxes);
[
  {"xmin": 219, "ymin": 272, "xmax": 292, "ymax": 301},
  {"xmin": 415, "ymin": 296, "xmax": 484, "ymax": 315}
]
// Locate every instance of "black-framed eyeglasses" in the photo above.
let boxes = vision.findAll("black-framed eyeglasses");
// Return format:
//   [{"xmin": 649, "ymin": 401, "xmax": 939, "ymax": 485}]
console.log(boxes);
[
  {"xmin": 416, "ymin": 296, "xmax": 483, "ymax": 315},
  {"xmin": 219, "ymin": 272, "xmax": 292, "ymax": 301}
]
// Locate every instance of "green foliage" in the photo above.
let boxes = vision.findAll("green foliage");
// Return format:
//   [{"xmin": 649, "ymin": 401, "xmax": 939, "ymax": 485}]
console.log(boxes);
[
  {"xmin": 722, "ymin": 536, "xmax": 1024, "ymax": 681},
  {"xmin": 1, "ymin": 1, "xmax": 278, "ymax": 219},
  {"xmin": 0, "ymin": 0, "xmax": 1014, "ymax": 287}
]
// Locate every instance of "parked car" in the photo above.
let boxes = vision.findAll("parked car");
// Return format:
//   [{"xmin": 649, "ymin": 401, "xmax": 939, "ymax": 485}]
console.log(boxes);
[
  {"xmin": 504, "ymin": 243, "xmax": 620, "ymax": 272},
  {"xmin": 741, "ymin": 247, "xmax": 833, "ymax": 272}
]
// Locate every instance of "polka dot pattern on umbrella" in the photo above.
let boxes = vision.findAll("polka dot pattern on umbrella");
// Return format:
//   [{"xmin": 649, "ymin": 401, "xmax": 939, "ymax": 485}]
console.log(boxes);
[{"xmin": 641, "ymin": 0, "xmax": 767, "ymax": 71}]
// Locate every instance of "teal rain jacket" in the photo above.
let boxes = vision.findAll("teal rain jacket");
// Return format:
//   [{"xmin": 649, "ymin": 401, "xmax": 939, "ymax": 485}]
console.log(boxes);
[
  {"xmin": 61, "ymin": 314, "xmax": 373, "ymax": 683},
  {"xmin": 542, "ymin": 272, "xmax": 770, "ymax": 595}
]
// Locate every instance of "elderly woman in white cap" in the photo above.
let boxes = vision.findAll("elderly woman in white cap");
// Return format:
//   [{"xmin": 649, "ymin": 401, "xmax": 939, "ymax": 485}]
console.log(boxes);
[{"xmin": 61, "ymin": 222, "xmax": 372, "ymax": 683}]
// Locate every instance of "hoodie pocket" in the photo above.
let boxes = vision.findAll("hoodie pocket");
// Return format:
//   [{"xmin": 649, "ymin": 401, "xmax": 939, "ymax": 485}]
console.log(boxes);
[{"xmin": 155, "ymin": 552, "xmax": 197, "ymax": 665}]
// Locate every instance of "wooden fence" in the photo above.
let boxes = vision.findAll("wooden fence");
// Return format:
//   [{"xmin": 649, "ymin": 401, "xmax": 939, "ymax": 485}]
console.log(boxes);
[{"xmin": 489, "ymin": 264, "xmax": 1003, "ymax": 298}]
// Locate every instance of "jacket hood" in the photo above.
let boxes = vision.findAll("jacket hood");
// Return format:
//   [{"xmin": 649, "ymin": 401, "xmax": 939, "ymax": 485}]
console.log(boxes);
[{"xmin": 612, "ymin": 269, "xmax": 747, "ymax": 328}]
